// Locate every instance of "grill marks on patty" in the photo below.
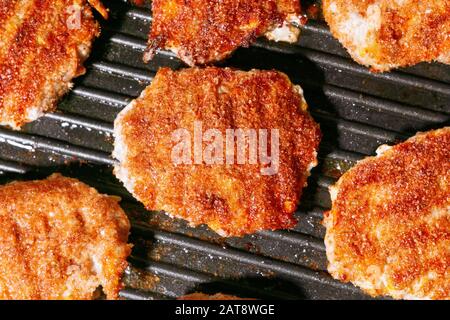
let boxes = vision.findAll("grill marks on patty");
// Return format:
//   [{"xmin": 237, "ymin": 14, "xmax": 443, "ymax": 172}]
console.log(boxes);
[
  {"xmin": 0, "ymin": 174, "xmax": 131, "ymax": 300},
  {"xmin": 113, "ymin": 67, "xmax": 321, "ymax": 237}
]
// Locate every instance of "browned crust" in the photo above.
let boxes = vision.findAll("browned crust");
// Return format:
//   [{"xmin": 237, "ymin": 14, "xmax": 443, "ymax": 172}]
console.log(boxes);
[
  {"xmin": 88, "ymin": 0, "xmax": 108, "ymax": 19},
  {"xmin": 323, "ymin": 0, "xmax": 450, "ymax": 71},
  {"xmin": 0, "ymin": 174, "xmax": 132, "ymax": 300},
  {"xmin": 0, "ymin": 0, "xmax": 106, "ymax": 129},
  {"xmin": 324, "ymin": 128, "xmax": 450, "ymax": 299},
  {"xmin": 145, "ymin": 0, "xmax": 301, "ymax": 65},
  {"xmin": 114, "ymin": 67, "xmax": 321, "ymax": 237}
]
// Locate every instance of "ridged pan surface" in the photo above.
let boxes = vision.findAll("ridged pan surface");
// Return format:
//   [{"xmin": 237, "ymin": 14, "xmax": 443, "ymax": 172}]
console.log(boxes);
[{"xmin": 0, "ymin": 0, "xmax": 448, "ymax": 300}]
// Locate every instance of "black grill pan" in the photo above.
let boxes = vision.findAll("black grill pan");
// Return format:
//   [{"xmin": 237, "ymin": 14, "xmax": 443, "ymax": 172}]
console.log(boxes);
[{"xmin": 0, "ymin": 0, "xmax": 448, "ymax": 300}]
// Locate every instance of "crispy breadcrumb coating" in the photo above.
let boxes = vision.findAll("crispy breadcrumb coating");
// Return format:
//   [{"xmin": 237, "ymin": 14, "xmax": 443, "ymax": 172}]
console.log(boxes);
[
  {"xmin": 323, "ymin": 0, "xmax": 450, "ymax": 71},
  {"xmin": 114, "ymin": 67, "xmax": 321, "ymax": 237},
  {"xmin": 0, "ymin": 0, "xmax": 107, "ymax": 129},
  {"xmin": 145, "ymin": 0, "xmax": 302, "ymax": 65},
  {"xmin": 324, "ymin": 128, "xmax": 450, "ymax": 300},
  {"xmin": 0, "ymin": 174, "xmax": 131, "ymax": 300}
]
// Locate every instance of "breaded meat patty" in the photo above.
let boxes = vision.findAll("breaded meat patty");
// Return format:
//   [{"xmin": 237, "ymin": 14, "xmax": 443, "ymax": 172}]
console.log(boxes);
[
  {"xmin": 144, "ymin": 0, "xmax": 303, "ymax": 66},
  {"xmin": 323, "ymin": 0, "xmax": 450, "ymax": 71},
  {"xmin": 0, "ymin": 174, "xmax": 131, "ymax": 300},
  {"xmin": 113, "ymin": 67, "xmax": 321, "ymax": 237},
  {"xmin": 324, "ymin": 128, "xmax": 450, "ymax": 300},
  {"xmin": 0, "ymin": 0, "xmax": 108, "ymax": 129}
]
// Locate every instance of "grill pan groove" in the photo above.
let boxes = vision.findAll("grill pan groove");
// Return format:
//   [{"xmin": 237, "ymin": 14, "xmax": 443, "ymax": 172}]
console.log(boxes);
[{"xmin": 0, "ymin": 0, "xmax": 448, "ymax": 300}]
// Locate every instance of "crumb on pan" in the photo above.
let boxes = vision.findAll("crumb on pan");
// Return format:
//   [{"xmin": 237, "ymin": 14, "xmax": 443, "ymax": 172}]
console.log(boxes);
[{"xmin": 179, "ymin": 293, "xmax": 254, "ymax": 300}]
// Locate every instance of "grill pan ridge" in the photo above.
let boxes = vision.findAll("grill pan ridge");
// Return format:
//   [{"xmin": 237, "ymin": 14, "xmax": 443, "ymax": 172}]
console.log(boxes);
[{"xmin": 0, "ymin": 0, "xmax": 448, "ymax": 300}]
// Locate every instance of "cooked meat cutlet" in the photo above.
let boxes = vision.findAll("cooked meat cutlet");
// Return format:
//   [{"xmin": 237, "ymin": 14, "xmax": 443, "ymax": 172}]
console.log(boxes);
[
  {"xmin": 0, "ymin": 174, "xmax": 131, "ymax": 300},
  {"xmin": 144, "ymin": 0, "xmax": 303, "ymax": 66},
  {"xmin": 113, "ymin": 67, "xmax": 321, "ymax": 237},
  {"xmin": 179, "ymin": 293, "xmax": 251, "ymax": 300},
  {"xmin": 323, "ymin": 0, "xmax": 450, "ymax": 71},
  {"xmin": 324, "ymin": 128, "xmax": 450, "ymax": 300},
  {"xmin": 0, "ymin": 0, "xmax": 108, "ymax": 129}
]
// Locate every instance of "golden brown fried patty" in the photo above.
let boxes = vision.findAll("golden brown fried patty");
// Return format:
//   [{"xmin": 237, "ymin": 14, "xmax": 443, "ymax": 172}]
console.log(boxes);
[
  {"xmin": 324, "ymin": 128, "xmax": 450, "ymax": 300},
  {"xmin": 145, "ymin": 0, "xmax": 302, "ymax": 66},
  {"xmin": 0, "ymin": 0, "xmax": 107, "ymax": 129},
  {"xmin": 323, "ymin": 0, "xmax": 450, "ymax": 71},
  {"xmin": 179, "ymin": 293, "xmax": 251, "ymax": 300},
  {"xmin": 0, "ymin": 174, "xmax": 131, "ymax": 300},
  {"xmin": 113, "ymin": 67, "xmax": 321, "ymax": 237}
]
